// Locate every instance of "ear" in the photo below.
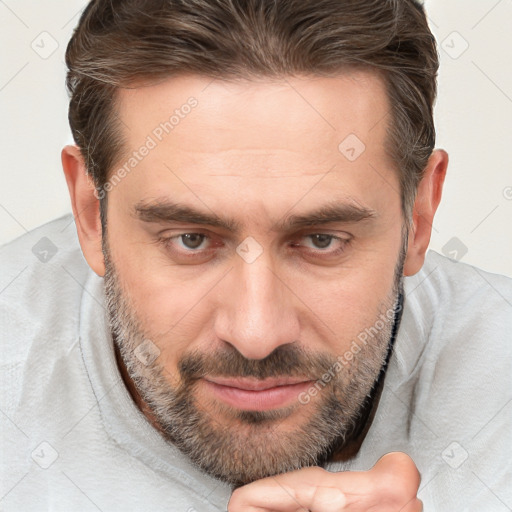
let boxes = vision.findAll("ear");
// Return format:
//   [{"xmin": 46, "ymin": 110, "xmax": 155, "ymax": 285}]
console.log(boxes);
[
  {"xmin": 61, "ymin": 145, "xmax": 105, "ymax": 277},
  {"xmin": 403, "ymin": 149, "xmax": 448, "ymax": 276}
]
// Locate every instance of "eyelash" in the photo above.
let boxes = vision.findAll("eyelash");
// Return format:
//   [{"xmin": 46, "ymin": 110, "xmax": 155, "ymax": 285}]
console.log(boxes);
[{"xmin": 157, "ymin": 232, "xmax": 351, "ymax": 261}]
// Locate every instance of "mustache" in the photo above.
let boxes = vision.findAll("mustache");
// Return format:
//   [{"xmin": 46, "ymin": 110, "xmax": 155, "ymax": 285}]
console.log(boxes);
[{"xmin": 177, "ymin": 343, "xmax": 337, "ymax": 382}]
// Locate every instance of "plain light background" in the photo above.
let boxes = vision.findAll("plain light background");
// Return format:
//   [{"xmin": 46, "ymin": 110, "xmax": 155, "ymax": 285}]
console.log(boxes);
[{"xmin": 1, "ymin": 0, "xmax": 511, "ymax": 277}]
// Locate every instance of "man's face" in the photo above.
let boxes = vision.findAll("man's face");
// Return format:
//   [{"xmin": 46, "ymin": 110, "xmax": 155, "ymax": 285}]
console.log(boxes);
[{"xmin": 103, "ymin": 72, "xmax": 405, "ymax": 485}]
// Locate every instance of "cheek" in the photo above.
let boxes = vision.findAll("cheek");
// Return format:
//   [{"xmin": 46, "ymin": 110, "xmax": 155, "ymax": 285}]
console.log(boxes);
[
  {"xmin": 113, "ymin": 253, "xmax": 229, "ymax": 370},
  {"xmin": 294, "ymin": 251, "xmax": 399, "ymax": 351}
]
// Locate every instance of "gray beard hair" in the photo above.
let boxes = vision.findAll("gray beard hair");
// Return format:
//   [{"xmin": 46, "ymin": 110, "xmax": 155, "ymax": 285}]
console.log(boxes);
[{"xmin": 103, "ymin": 238, "xmax": 404, "ymax": 487}]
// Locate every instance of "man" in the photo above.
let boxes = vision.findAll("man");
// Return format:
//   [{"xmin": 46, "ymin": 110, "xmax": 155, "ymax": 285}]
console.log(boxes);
[{"xmin": 1, "ymin": 0, "xmax": 511, "ymax": 510}]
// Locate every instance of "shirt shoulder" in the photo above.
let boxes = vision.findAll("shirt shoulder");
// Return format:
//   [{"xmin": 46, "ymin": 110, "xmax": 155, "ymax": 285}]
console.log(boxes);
[
  {"xmin": 400, "ymin": 249, "xmax": 512, "ymax": 397},
  {"xmin": 403, "ymin": 249, "xmax": 512, "ymax": 354},
  {"xmin": 0, "ymin": 214, "xmax": 92, "ymax": 409},
  {"xmin": 0, "ymin": 213, "xmax": 89, "ymax": 320},
  {"xmin": 411, "ymin": 249, "xmax": 512, "ymax": 310},
  {"xmin": 399, "ymin": 251, "xmax": 512, "ymax": 508}
]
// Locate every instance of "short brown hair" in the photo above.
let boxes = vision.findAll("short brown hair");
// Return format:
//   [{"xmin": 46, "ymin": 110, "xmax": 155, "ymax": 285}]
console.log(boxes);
[{"xmin": 66, "ymin": 0, "xmax": 438, "ymax": 221}]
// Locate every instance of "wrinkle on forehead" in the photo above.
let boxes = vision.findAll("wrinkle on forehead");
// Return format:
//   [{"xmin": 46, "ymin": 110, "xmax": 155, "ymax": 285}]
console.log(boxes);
[{"xmin": 110, "ymin": 71, "xmax": 399, "ymax": 225}]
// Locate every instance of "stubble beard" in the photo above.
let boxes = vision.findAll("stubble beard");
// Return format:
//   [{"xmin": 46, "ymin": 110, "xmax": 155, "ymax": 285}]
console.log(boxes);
[{"xmin": 103, "ymin": 237, "xmax": 404, "ymax": 487}]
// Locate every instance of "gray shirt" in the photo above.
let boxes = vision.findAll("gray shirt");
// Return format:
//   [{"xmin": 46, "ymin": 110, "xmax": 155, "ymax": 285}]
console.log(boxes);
[{"xmin": 1, "ymin": 214, "xmax": 511, "ymax": 511}]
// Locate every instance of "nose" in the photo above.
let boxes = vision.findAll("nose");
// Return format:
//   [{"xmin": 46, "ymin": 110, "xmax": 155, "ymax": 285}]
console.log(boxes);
[{"xmin": 213, "ymin": 251, "xmax": 301, "ymax": 360}]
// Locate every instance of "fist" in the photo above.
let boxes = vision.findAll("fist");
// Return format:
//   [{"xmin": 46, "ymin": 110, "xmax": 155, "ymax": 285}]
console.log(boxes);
[{"xmin": 228, "ymin": 451, "xmax": 422, "ymax": 512}]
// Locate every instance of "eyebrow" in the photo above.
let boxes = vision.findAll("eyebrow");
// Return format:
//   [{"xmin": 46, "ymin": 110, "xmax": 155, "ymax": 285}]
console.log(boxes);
[
  {"xmin": 134, "ymin": 199, "xmax": 377, "ymax": 234},
  {"xmin": 135, "ymin": 200, "xmax": 241, "ymax": 232},
  {"xmin": 278, "ymin": 202, "xmax": 377, "ymax": 230}
]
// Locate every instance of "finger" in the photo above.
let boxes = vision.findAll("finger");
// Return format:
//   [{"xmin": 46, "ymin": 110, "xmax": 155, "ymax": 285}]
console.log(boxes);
[
  {"xmin": 370, "ymin": 452, "xmax": 422, "ymax": 498},
  {"xmin": 337, "ymin": 452, "xmax": 420, "ymax": 512},
  {"xmin": 228, "ymin": 452, "xmax": 421, "ymax": 512},
  {"xmin": 228, "ymin": 467, "xmax": 347, "ymax": 512},
  {"xmin": 394, "ymin": 497, "xmax": 423, "ymax": 512}
]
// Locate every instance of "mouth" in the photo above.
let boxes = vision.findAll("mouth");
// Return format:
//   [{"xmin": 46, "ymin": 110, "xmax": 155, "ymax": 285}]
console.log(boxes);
[{"xmin": 201, "ymin": 376, "xmax": 314, "ymax": 411}]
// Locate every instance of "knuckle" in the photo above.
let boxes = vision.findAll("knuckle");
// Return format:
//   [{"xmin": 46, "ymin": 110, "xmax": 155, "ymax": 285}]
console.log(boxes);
[
  {"xmin": 227, "ymin": 488, "xmax": 243, "ymax": 512},
  {"xmin": 377, "ymin": 453, "xmax": 420, "ymax": 505},
  {"xmin": 296, "ymin": 465, "xmax": 331, "ymax": 484}
]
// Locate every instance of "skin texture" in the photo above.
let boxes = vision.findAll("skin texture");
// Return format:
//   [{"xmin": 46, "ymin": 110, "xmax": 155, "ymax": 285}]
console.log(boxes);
[{"xmin": 62, "ymin": 71, "xmax": 447, "ymax": 508}]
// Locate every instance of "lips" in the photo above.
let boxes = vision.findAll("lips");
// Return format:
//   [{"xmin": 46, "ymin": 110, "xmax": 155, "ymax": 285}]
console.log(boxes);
[{"xmin": 201, "ymin": 376, "xmax": 313, "ymax": 411}]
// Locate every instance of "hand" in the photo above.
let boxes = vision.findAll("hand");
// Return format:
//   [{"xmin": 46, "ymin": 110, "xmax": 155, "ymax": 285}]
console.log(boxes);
[{"xmin": 227, "ymin": 451, "xmax": 422, "ymax": 512}]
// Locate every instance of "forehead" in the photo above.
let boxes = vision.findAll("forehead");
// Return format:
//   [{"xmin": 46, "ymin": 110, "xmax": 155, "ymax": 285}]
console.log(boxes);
[
  {"xmin": 116, "ymin": 71, "xmax": 390, "ymax": 155},
  {"xmin": 111, "ymin": 72, "xmax": 397, "ymax": 221}
]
